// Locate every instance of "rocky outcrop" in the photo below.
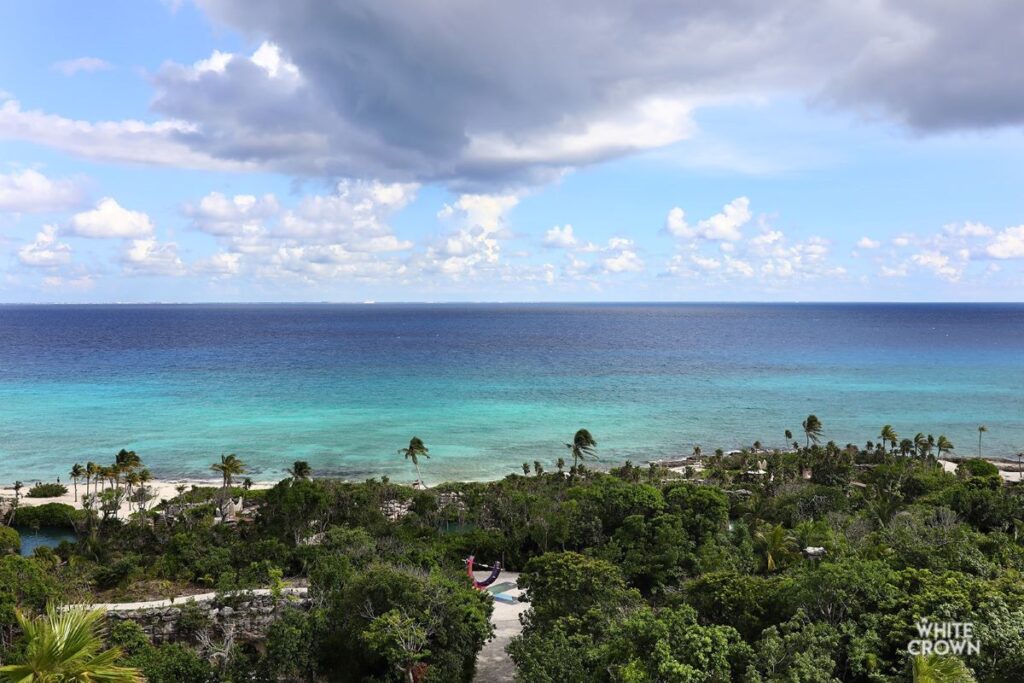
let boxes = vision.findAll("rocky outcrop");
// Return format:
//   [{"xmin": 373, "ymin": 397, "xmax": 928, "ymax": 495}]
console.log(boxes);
[{"xmin": 83, "ymin": 588, "xmax": 310, "ymax": 644}]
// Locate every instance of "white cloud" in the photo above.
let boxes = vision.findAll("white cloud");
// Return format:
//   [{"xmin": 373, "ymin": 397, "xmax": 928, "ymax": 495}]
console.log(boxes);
[
  {"xmin": 182, "ymin": 181, "xmax": 418, "ymax": 282},
  {"xmin": 52, "ymin": 57, "xmax": 111, "ymax": 76},
  {"xmin": 911, "ymin": 250, "xmax": 962, "ymax": 281},
  {"xmin": 278, "ymin": 181, "xmax": 416, "ymax": 251},
  {"xmin": 42, "ymin": 273, "xmax": 94, "ymax": 291},
  {"xmin": 0, "ymin": 99, "xmax": 254, "ymax": 172},
  {"xmin": 187, "ymin": 192, "xmax": 279, "ymax": 235},
  {"xmin": 543, "ymin": 224, "xmax": 577, "ymax": 248},
  {"xmin": 251, "ymin": 42, "xmax": 302, "ymax": 80},
  {"xmin": 880, "ymin": 264, "xmax": 908, "ymax": 278},
  {"xmin": 17, "ymin": 225, "xmax": 72, "ymax": 267},
  {"xmin": 986, "ymin": 225, "xmax": 1024, "ymax": 259},
  {"xmin": 666, "ymin": 197, "xmax": 751, "ymax": 242},
  {"xmin": 725, "ymin": 257, "xmax": 754, "ymax": 277},
  {"xmin": 122, "ymin": 238, "xmax": 186, "ymax": 276},
  {"xmin": 691, "ymin": 254, "xmax": 722, "ymax": 270},
  {"xmin": 424, "ymin": 193, "xmax": 519, "ymax": 278},
  {"xmin": 0, "ymin": 169, "xmax": 84, "ymax": 213},
  {"xmin": 751, "ymin": 230, "xmax": 784, "ymax": 247},
  {"xmin": 266, "ymin": 244, "xmax": 404, "ymax": 283},
  {"xmin": 194, "ymin": 251, "xmax": 242, "ymax": 277},
  {"xmin": 665, "ymin": 207, "xmax": 689, "ymax": 238},
  {"xmin": 188, "ymin": 42, "xmax": 300, "ymax": 82},
  {"xmin": 944, "ymin": 221, "xmax": 994, "ymax": 238},
  {"xmin": 857, "ymin": 236, "xmax": 881, "ymax": 249},
  {"xmin": 602, "ymin": 245, "xmax": 644, "ymax": 274},
  {"xmin": 699, "ymin": 198, "xmax": 752, "ymax": 242},
  {"xmin": 70, "ymin": 198, "xmax": 154, "ymax": 238},
  {"xmin": 665, "ymin": 216, "xmax": 844, "ymax": 284},
  {"xmin": 466, "ymin": 96, "xmax": 696, "ymax": 168}
]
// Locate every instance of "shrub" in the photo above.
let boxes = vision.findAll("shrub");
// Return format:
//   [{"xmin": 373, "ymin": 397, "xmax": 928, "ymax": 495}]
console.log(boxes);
[
  {"xmin": 26, "ymin": 483, "xmax": 68, "ymax": 498},
  {"xmin": 957, "ymin": 458, "xmax": 1001, "ymax": 479},
  {"xmin": 176, "ymin": 600, "xmax": 212, "ymax": 640},
  {"xmin": 0, "ymin": 527, "xmax": 19, "ymax": 555},
  {"xmin": 94, "ymin": 555, "xmax": 142, "ymax": 589},
  {"xmin": 12, "ymin": 503, "xmax": 81, "ymax": 529},
  {"xmin": 112, "ymin": 619, "xmax": 214, "ymax": 683}
]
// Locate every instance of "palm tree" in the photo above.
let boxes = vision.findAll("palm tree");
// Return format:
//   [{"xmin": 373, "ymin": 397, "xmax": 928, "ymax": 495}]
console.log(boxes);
[
  {"xmin": 99, "ymin": 465, "xmax": 114, "ymax": 493},
  {"xmin": 754, "ymin": 523, "xmax": 798, "ymax": 572},
  {"xmin": 12, "ymin": 481, "xmax": 22, "ymax": 504},
  {"xmin": 801, "ymin": 415, "xmax": 823, "ymax": 447},
  {"xmin": 914, "ymin": 433, "xmax": 929, "ymax": 458},
  {"xmin": 784, "ymin": 429, "xmax": 793, "ymax": 447},
  {"xmin": 210, "ymin": 453, "xmax": 246, "ymax": 490},
  {"xmin": 533, "ymin": 461, "xmax": 544, "ymax": 476},
  {"xmin": 287, "ymin": 460, "xmax": 312, "ymax": 481},
  {"xmin": 85, "ymin": 462, "xmax": 99, "ymax": 498},
  {"xmin": 242, "ymin": 478, "xmax": 254, "ymax": 492},
  {"xmin": 124, "ymin": 471, "xmax": 140, "ymax": 512},
  {"xmin": 899, "ymin": 438, "xmax": 914, "ymax": 457},
  {"xmin": 556, "ymin": 457, "xmax": 565, "ymax": 474},
  {"xmin": 977, "ymin": 425, "xmax": 987, "ymax": 457},
  {"xmin": 879, "ymin": 425, "xmax": 898, "ymax": 454},
  {"xmin": 911, "ymin": 653, "xmax": 975, "ymax": 683},
  {"xmin": 753, "ymin": 440, "xmax": 762, "ymax": 453},
  {"xmin": 521, "ymin": 462, "xmax": 531, "ymax": 476},
  {"xmin": 69, "ymin": 464, "xmax": 84, "ymax": 502},
  {"xmin": 935, "ymin": 435, "xmax": 954, "ymax": 459},
  {"xmin": 0, "ymin": 605, "xmax": 142, "ymax": 682},
  {"xmin": 693, "ymin": 445, "xmax": 702, "ymax": 458},
  {"xmin": 115, "ymin": 449, "xmax": 141, "ymax": 477},
  {"xmin": 398, "ymin": 437, "xmax": 429, "ymax": 485},
  {"xmin": 566, "ymin": 428, "xmax": 597, "ymax": 471},
  {"xmin": 135, "ymin": 469, "xmax": 153, "ymax": 514}
]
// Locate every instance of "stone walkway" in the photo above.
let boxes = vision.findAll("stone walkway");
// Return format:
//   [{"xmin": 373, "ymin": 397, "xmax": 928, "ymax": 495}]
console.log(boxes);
[
  {"xmin": 70, "ymin": 575, "xmax": 524, "ymax": 680},
  {"xmin": 67, "ymin": 586, "xmax": 308, "ymax": 612},
  {"xmin": 474, "ymin": 571, "xmax": 526, "ymax": 683}
]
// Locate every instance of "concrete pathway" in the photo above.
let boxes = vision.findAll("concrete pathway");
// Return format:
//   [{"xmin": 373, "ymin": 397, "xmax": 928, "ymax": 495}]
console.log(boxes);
[
  {"xmin": 70, "ymin": 573, "xmax": 524, "ymax": 680},
  {"xmin": 67, "ymin": 586, "xmax": 308, "ymax": 612},
  {"xmin": 474, "ymin": 571, "xmax": 527, "ymax": 683}
]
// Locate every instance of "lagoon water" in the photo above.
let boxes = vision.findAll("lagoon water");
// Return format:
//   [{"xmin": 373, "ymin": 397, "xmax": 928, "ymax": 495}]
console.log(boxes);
[{"xmin": 0, "ymin": 303, "xmax": 1022, "ymax": 484}]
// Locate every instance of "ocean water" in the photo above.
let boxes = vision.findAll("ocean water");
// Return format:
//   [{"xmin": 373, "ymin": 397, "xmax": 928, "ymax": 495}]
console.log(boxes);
[{"xmin": 0, "ymin": 303, "xmax": 1021, "ymax": 484}]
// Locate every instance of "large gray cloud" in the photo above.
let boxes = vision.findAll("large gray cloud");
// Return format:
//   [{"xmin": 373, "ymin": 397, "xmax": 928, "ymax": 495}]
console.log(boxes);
[
  {"xmin": 155, "ymin": 0, "xmax": 851, "ymax": 184},
  {"xmin": 176, "ymin": 0, "xmax": 1024, "ymax": 184},
  {"xmin": 6, "ymin": 1, "xmax": 1022, "ymax": 188},
  {"xmin": 821, "ymin": 0, "xmax": 1024, "ymax": 130}
]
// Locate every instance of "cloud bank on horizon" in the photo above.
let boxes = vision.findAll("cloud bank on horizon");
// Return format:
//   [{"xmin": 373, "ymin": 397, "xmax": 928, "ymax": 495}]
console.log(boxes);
[{"xmin": 0, "ymin": 0, "xmax": 1022, "ymax": 301}]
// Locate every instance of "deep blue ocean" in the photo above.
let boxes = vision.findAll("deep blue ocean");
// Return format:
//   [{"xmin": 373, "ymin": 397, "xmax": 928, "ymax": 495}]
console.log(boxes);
[{"xmin": 1, "ymin": 303, "xmax": 1021, "ymax": 484}]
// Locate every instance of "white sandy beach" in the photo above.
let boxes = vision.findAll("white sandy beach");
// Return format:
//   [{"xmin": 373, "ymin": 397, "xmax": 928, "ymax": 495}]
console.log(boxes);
[
  {"xmin": 0, "ymin": 478, "xmax": 275, "ymax": 519},
  {"xmin": 939, "ymin": 458, "xmax": 1024, "ymax": 483}
]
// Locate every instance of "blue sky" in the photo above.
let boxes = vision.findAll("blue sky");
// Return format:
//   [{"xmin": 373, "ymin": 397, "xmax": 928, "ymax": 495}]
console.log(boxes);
[{"xmin": 1, "ymin": 0, "xmax": 1023, "ymax": 302}]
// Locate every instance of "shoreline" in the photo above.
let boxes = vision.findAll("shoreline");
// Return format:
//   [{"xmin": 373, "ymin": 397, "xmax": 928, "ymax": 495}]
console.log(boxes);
[
  {"xmin": 0, "ymin": 478, "xmax": 277, "ymax": 519},
  {"xmin": 2, "ymin": 452, "xmax": 1022, "ymax": 509}
]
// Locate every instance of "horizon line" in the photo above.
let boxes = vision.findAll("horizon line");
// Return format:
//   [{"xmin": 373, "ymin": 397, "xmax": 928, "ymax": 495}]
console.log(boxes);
[{"xmin": 0, "ymin": 300, "xmax": 1023, "ymax": 306}]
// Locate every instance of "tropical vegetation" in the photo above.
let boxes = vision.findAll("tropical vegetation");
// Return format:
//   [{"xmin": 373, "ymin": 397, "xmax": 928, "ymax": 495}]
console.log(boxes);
[{"xmin": 0, "ymin": 420, "xmax": 1020, "ymax": 682}]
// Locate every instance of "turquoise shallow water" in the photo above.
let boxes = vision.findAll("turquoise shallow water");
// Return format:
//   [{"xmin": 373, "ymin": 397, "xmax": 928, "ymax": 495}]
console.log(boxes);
[{"xmin": 0, "ymin": 303, "xmax": 1021, "ymax": 484}]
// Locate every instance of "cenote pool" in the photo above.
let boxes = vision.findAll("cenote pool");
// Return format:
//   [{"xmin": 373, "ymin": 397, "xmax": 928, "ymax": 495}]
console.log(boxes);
[{"xmin": 15, "ymin": 527, "xmax": 77, "ymax": 555}]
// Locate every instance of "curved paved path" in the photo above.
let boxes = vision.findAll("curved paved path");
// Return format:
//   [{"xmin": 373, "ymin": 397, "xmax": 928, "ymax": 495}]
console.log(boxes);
[
  {"xmin": 66, "ymin": 586, "xmax": 308, "ymax": 612},
  {"xmin": 70, "ymin": 576, "xmax": 523, "ymax": 680},
  {"xmin": 474, "ymin": 571, "xmax": 526, "ymax": 683}
]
